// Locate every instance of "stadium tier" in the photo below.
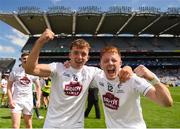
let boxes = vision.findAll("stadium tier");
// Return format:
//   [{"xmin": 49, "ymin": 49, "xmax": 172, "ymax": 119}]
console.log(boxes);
[
  {"xmin": 21, "ymin": 36, "xmax": 180, "ymax": 68},
  {"xmin": 0, "ymin": 6, "xmax": 180, "ymax": 36},
  {"xmin": 0, "ymin": 6, "xmax": 180, "ymax": 69},
  {"xmin": 0, "ymin": 58, "xmax": 16, "ymax": 73}
]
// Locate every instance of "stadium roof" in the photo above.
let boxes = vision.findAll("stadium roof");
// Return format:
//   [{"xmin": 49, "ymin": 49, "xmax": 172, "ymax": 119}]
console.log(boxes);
[
  {"xmin": 1, "ymin": 6, "xmax": 180, "ymax": 37},
  {"xmin": 0, "ymin": 58, "xmax": 16, "ymax": 73}
]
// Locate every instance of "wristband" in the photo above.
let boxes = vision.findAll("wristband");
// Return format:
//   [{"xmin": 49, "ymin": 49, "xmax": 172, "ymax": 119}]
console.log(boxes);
[
  {"xmin": 148, "ymin": 78, "xmax": 160, "ymax": 86},
  {"xmin": 148, "ymin": 74, "xmax": 160, "ymax": 86}
]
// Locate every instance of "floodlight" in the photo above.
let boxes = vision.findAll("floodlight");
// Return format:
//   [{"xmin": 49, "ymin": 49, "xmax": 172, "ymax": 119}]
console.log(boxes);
[{"xmin": 48, "ymin": 6, "xmax": 72, "ymax": 14}]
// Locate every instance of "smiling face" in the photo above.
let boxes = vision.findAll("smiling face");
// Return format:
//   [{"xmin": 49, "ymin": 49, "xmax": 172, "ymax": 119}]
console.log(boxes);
[
  {"xmin": 69, "ymin": 46, "xmax": 89, "ymax": 69},
  {"xmin": 69, "ymin": 39, "xmax": 90, "ymax": 69},
  {"xmin": 100, "ymin": 46, "xmax": 122, "ymax": 80}
]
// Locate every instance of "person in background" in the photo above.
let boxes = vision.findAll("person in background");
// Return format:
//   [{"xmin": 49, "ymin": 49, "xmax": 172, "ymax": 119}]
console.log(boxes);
[
  {"xmin": 85, "ymin": 86, "xmax": 100, "ymax": 119},
  {"xmin": 7, "ymin": 52, "xmax": 41, "ymax": 129},
  {"xmin": 41, "ymin": 77, "xmax": 51, "ymax": 109},
  {"xmin": 0, "ymin": 74, "xmax": 8, "ymax": 107},
  {"xmin": 32, "ymin": 83, "xmax": 44, "ymax": 119}
]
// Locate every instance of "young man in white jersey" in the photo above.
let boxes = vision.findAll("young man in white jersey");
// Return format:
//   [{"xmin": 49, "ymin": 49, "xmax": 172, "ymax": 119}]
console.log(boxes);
[
  {"xmin": 90, "ymin": 46, "xmax": 173, "ymax": 129},
  {"xmin": 7, "ymin": 52, "xmax": 41, "ymax": 129},
  {"xmin": 24, "ymin": 29, "xmax": 132, "ymax": 128},
  {"xmin": 0, "ymin": 74, "xmax": 8, "ymax": 107}
]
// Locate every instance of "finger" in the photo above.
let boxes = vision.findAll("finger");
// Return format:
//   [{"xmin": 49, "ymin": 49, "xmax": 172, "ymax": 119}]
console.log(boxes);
[
  {"xmin": 119, "ymin": 71, "xmax": 131, "ymax": 82},
  {"xmin": 120, "ymin": 74, "xmax": 128, "ymax": 82}
]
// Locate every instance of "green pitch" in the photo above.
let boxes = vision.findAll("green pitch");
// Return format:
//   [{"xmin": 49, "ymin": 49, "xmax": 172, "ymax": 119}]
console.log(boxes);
[{"xmin": 0, "ymin": 87, "xmax": 179, "ymax": 128}]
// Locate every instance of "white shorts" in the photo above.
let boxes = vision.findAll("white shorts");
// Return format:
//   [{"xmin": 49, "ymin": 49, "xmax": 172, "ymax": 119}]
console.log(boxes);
[
  {"xmin": 1, "ymin": 88, "xmax": 7, "ymax": 94},
  {"xmin": 11, "ymin": 100, "xmax": 33, "ymax": 115}
]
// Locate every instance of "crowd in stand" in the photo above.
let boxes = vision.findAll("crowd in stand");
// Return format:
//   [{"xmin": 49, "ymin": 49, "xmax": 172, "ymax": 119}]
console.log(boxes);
[{"xmin": 151, "ymin": 68, "xmax": 180, "ymax": 87}]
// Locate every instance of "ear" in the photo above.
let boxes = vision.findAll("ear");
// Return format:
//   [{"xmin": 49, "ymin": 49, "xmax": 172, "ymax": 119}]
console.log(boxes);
[
  {"xmin": 99, "ymin": 61, "xmax": 103, "ymax": 69},
  {"xmin": 87, "ymin": 55, "xmax": 90, "ymax": 60},
  {"xmin": 69, "ymin": 52, "xmax": 71, "ymax": 59},
  {"xmin": 120, "ymin": 60, "xmax": 122, "ymax": 66}
]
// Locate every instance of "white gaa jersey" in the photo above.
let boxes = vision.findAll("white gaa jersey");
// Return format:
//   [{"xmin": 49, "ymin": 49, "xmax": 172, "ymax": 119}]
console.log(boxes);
[
  {"xmin": 92, "ymin": 71, "xmax": 152, "ymax": 129},
  {"xmin": 9, "ymin": 66, "xmax": 38, "ymax": 101},
  {"xmin": 43, "ymin": 62, "xmax": 100, "ymax": 128}
]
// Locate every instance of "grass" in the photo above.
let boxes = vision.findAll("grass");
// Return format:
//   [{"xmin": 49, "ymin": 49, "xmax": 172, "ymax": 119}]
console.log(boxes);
[{"xmin": 0, "ymin": 87, "xmax": 179, "ymax": 128}]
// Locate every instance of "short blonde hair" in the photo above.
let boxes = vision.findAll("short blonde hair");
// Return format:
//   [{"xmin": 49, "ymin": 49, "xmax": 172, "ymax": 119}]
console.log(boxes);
[
  {"xmin": 100, "ymin": 45, "xmax": 121, "ymax": 59},
  {"xmin": 70, "ymin": 39, "xmax": 91, "ymax": 50}
]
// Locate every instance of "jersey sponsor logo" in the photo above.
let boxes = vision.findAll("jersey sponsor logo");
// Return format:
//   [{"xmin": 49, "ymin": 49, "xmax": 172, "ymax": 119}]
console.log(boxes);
[
  {"xmin": 20, "ymin": 76, "xmax": 31, "ymax": 85},
  {"xmin": 102, "ymin": 92, "xmax": 119, "ymax": 110},
  {"xmin": 99, "ymin": 82, "xmax": 104, "ymax": 87},
  {"xmin": 116, "ymin": 83, "xmax": 124, "ymax": 93},
  {"xmin": 63, "ymin": 72, "xmax": 71, "ymax": 77},
  {"xmin": 64, "ymin": 82, "xmax": 82, "ymax": 96}
]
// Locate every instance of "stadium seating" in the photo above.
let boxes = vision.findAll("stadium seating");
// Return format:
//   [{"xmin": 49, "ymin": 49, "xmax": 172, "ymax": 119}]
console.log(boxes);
[{"xmin": 0, "ymin": 58, "xmax": 16, "ymax": 73}]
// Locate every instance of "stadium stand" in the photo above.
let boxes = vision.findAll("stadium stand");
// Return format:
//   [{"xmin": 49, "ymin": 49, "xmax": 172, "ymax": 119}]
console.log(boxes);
[
  {"xmin": 0, "ymin": 6, "xmax": 179, "ymax": 85},
  {"xmin": 0, "ymin": 58, "xmax": 16, "ymax": 74}
]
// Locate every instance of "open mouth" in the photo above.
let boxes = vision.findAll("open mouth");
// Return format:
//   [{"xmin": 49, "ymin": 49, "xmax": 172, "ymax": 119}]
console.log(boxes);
[
  {"xmin": 75, "ymin": 60, "xmax": 83, "ymax": 65},
  {"xmin": 107, "ymin": 66, "xmax": 116, "ymax": 75}
]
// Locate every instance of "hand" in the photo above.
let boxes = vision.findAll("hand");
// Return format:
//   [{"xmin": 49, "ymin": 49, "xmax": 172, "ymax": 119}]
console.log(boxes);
[
  {"xmin": 38, "ymin": 29, "xmax": 55, "ymax": 44},
  {"xmin": 119, "ymin": 66, "xmax": 133, "ymax": 82},
  {"xmin": 9, "ymin": 100, "xmax": 16, "ymax": 109},
  {"xmin": 64, "ymin": 60, "xmax": 71, "ymax": 68},
  {"xmin": 134, "ymin": 65, "xmax": 155, "ymax": 81},
  {"xmin": 36, "ymin": 100, "xmax": 41, "ymax": 108}
]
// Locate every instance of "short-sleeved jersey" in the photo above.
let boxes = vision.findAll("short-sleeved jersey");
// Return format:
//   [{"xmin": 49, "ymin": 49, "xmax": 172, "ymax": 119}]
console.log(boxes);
[
  {"xmin": 9, "ymin": 66, "xmax": 38, "ymax": 101},
  {"xmin": 43, "ymin": 62, "xmax": 101, "ymax": 128},
  {"xmin": 91, "ymin": 71, "xmax": 152, "ymax": 129}
]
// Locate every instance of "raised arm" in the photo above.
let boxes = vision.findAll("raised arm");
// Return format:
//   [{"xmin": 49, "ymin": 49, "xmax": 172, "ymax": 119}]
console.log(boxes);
[
  {"xmin": 134, "ymin": 65, "xmax": 173, "ymax": 107},
  {"xmin": 25, "ymin": 29, "xmax": 55, "ymax": 77}
]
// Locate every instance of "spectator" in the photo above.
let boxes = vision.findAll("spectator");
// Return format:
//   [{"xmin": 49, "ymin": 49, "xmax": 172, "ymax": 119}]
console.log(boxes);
[
  {"xmin": 0, "ymin": 74, "xmax": 8, "ymax": 107},
  {"xmin": 85, "ymin": 87, "xmax": 100, "ymax": 119},
  {"xmin": 41, "ymin": 77, "xmax": 51, "ymax": 109},
  {"xmin": 32, "ymin": 83, "xmax": 44, "ymax": 119}
]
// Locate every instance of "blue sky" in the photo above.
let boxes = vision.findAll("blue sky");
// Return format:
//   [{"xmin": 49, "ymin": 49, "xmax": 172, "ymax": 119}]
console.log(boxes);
[{"xmin": 0, "ymin": 0, "xmax": 180, "ymax": 66}]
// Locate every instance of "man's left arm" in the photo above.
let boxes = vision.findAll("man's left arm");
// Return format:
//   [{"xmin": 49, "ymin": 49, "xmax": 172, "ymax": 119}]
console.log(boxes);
[{"xmin": 134, "ymin": 65, "xmax": 173, "ymax": 107}]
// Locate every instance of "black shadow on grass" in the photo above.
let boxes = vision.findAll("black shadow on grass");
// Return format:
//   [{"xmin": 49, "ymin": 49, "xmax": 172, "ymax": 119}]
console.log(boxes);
[{"xmin": 1, "ymin": 116, "xmax": 11, "ymax": 119}]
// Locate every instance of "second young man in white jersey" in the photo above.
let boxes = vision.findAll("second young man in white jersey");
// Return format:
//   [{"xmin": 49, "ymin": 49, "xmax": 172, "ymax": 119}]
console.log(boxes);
[
  {"xmin": 7, "ymin": 52, "xmax": 41, "ymax": 129},
  {"xmin": 90, "ymin": 46, "xmax": 173, "ymax": 129}
]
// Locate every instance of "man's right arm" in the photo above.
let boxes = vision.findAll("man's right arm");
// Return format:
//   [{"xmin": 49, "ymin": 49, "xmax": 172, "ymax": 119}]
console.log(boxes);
[
  {"xmin": 25, "ymin": 29, "xmax": 55, "ymax": 77},
  {"xmin": 7, "ymin": 80, "xmax": 15, "ymax": 109}
]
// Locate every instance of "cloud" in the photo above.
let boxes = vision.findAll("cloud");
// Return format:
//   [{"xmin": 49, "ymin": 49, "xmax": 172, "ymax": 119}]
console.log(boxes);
[
  {"xmin": 5, "ymin": 29, "xmax": 28, "ymax": 47},
  {"xmin": 0, "ymin": 45, "xmax": 16, "ymax": 53},
  {"xmin": 50, "ymin": 0, "xmax": 62, "ymax": 4}
]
